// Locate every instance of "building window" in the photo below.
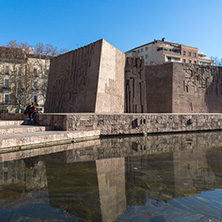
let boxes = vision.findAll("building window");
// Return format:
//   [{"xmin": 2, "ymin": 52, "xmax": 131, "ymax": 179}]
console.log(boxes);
[
  {"xmin": 44, "ymin": 80, "xmax": 48, "ymax": 88},
  {"xmin": 189, "ymin": 60, "xmax": 191, "ymax": 64},
  {"xmin": 183, "ymin": 59, "xmax": 186, "ymax": 63},
  {"xmin": 4, "ymin": 78, "xmax": 10, "ymax": 88},
  {"xmin": 34, "ymin": 80, "xmax": 38, "ymax": 89},
  {"xmin": 188, "ymin": 52, "xmax": 191, "ymax": 56},
  {"xmin": 183, "ymin": 51, "xmax": 186, "ymax": 55},
  {"xmin": 141, "ymin": 56, "xmax": 143, "ymax": 59},
  {"xmin": 168, "ymin": 57, "xmax": 171, "ymax": 61},
  {"xmin": 4, "ymin": 93, "xmax": 10, "ymax": 104},
  {"xmin": 137, "ymin": 49, "xmax": 140, "ymax": 53},
  {"xmin": 194, "ymin": 61, "xmax": 197, "ymax": 64},
  {"xmin": 146, "ymin": 47, "xmax": 148, "ymax": 51},
  {"xmin": 17, "ymin": 79, "xmax": 22, "ymax": 89},
  {"xmin": 3, "ymin": 162, "xmax": 9, "ymax": 168},
  {"xmin": 33, "ymin": 68, "xmax": 38, "ymax": 77},
  {"xmin": 145, "ymin": 54, "xmax": 148, "ymax": 59},
  {"xmin": 141, "ymin": 48, "xmax": 143, "ymax": 52},
  {"xmin": 194, "ymin": 53, "xmax": 196, "ymax": 57},
  {"xmin": 4, "ymin": 66, "xmax": 10, "ymax": 75},
  {"xmin": 17, "ymin": 66, "xmax": 22, "ymax": 75},
  {"xmin": 3, "ymin": 172, "xmax": 8, "ymax": 181}
]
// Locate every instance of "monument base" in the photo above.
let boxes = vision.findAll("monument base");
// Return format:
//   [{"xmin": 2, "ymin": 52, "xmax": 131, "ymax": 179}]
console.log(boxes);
[{"xmin": 2, "ymin": 113, "xmax": 222, "ymax": 135}]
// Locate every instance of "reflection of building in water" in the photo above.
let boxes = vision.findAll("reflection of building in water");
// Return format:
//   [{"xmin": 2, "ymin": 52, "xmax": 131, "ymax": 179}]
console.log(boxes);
[
  {"xmin": 0, "ymin": 158, "xmax": 48, "ymax": 206},
  {"xmin": 96, "ymin": 158, "xmax": 126, "ymax": 222},
  {"xmin": 1, "ymin": 132, "xmax": 222, "ymax": 220},
  {"xmin": 47, "ymin": 161, "xmax": 102, "ymax": 221},
  {"xmin": 125, "ymin": 146, "xmax": 222, "ymax": 204},
  {"xmin": 47, "ymin": 158, "xmax": 126, "ymax": 222},
  {"xmin": 125, "ymin": 153, "xmax": 175, "ymax": 204},
  {"xmin": 0, "ymin": 158, "xmax": 47, "ymax": 190},
  {"xmin": 173, "ymin": 149, "xmax": 217, "ymax": 196}
]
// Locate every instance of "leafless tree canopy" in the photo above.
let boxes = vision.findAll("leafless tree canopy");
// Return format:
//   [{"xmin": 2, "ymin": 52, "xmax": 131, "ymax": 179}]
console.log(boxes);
[
  {"xmin": 211, "ymin": 57, "xmax": 222, "ymax": 66},
  {"xmin": 1, "ymin": 40, "xmax": 67, "ymax": 112},
  {"xmin": 6, "ymin": 40, "xmax": 67, "ymax": 56}
]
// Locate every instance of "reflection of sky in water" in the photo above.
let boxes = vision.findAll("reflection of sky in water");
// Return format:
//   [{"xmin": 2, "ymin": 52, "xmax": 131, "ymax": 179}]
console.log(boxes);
[
  {"xmin": 0, "ymin": 191, "xmax": 80, "ymax": 221},
  {"xmin": 0, "ymin": 132, "xmax": 222, "ymax": 221},
  {"xmin": 117, "ymin": 190, "xmax": 222, "ymax": 221}
]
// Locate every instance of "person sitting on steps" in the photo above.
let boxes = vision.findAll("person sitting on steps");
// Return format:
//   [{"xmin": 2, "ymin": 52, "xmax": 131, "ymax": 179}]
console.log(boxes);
[
  {"xmin": 24, "ymin": 105, "xmax": 31, "ymax": 118},
  {"xmin": 24, "ymin": 103, "xmax": 38, "ymax": 121}
]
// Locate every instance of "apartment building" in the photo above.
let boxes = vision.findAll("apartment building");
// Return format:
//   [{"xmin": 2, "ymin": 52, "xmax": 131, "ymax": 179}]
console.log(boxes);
[
  {"xmin": 27, "ymin": 53, "xmax": 50, "ymax": 113},
  {"xmin": 0, "ymin": 46, "xmax": 51, "ymax": 113},
  {"xmin": 125, "ymin": 38, "xmax": 214, "ymax": 66}
]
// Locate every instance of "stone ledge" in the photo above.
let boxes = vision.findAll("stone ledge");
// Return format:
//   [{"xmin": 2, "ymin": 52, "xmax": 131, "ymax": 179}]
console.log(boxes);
[
  {"xmin": 2, "ymin": 113, "xmax": 222, "ymax": 136},
  {"xmin": 0, "ymin": 130, "xmax": 101, "ymax": 149}
]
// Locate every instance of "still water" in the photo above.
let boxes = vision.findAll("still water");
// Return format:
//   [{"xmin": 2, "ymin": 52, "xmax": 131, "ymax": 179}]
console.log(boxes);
[{"xmin": 1, "ymin": 132, "xmax": 222, "ymax": 221}]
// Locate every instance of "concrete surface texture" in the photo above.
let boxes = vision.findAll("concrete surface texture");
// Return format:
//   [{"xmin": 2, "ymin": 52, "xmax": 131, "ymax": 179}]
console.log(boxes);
[
  {"xmin": 125, "ymin": 57, "xmax": 147, "ymax": 113},
  {"xmin": 172, "ymin": 63, "xmax": 222, "ymax": 113},
  {"xmin": 45, "ymin": 39, "xmax": 125, "ymax": 114},
  {"xmin": 3, "ymin": 113, "xmax": 221, "ymax": 135}
]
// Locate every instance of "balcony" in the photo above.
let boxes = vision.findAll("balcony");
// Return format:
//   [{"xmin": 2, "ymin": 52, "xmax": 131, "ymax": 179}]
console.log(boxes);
[
  {"xmin": 157, "ymin": 47, "xmax": 181, "ymax": 55},
  {"xmin": 3, "ymin": 86, "xmax": 10, "ymax": 90},
  {"xmin": 198, "ymin": 52, "xmax": 207, "ymax": 57},
  {"xmin": 164, "ymin": 50, "xmax": 181, "ymax": 55}
]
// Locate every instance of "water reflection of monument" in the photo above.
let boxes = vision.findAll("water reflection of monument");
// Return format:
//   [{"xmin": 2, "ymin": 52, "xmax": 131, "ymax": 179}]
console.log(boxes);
[
  {"xmin": 45, "ymin": 157, "xmax": 126, "ymax": 222},
  {"xmin": 1, "ymin": 132, "xmax": 222, "ymax": 221}
]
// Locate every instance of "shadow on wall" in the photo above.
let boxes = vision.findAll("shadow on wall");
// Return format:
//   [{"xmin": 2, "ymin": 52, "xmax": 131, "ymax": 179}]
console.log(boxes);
[{"xmin": 205, "ymin": 66, "xmax": 222, "ymax": 113}]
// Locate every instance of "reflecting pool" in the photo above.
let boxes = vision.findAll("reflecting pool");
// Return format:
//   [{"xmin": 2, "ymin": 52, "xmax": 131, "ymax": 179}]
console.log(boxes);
[{"xmin": 1, "ymin": 132, "xmax": 222, "ymax": 221}]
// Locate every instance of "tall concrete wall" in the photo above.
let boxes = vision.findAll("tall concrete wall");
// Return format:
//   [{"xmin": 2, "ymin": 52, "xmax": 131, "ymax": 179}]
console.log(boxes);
[
  {"xmin": 145, "ymin": 63, "xmax": 173, "ymax": 113},
  {"xmin": 125, "ymin": 57, "xmax": 147, "ymax": 113},
  {"xmin": 95, "ymin": 39, "xmax": 125, "ymax": 113},
  {"xmin": 45, "ymin": 39, "xmax": 125, "ymax": 113},
  {"xmin": 172, "ymin": 63, "xmax": 222, "ymax": 113}
]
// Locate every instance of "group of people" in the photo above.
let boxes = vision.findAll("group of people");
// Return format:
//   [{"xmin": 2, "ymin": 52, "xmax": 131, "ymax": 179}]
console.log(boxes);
[{"xmin": 24, "ymin": 104, "xmax": 38, "ymax": 121}]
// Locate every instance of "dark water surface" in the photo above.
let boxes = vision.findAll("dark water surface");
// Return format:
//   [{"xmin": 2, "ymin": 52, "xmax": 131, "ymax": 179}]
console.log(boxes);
[{"xmin": 1, "ymin": 132, "xmax": 222, "ymax": 221}]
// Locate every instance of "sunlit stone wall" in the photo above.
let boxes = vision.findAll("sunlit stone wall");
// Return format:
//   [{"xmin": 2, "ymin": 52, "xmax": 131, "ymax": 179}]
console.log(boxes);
[{"xmin": 44, "ymin": 39, "xmax": 125, "ymax": 114}]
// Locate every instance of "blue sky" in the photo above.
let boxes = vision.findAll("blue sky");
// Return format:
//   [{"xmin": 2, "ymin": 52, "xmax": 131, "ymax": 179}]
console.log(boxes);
[{"xmin": 0, "ymin": 0, "xmax": 222, "ymax": 58}]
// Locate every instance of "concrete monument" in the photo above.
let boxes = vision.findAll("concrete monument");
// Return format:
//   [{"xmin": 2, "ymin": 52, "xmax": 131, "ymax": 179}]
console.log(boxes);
[
  {"xmin": 45, "ymin": 39, "xmax": 125, "ymax": 113},
  {"xmin": 45, "ymin": 39, "xmax": 222, "ymax": 115}
]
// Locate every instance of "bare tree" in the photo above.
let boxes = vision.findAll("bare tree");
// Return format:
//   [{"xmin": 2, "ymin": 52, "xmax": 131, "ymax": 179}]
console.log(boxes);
[
  {"xmin": 1, "ymin": 40, "xmax": 67, "ymax": 112},
  {"xmin": 29, "ymin": 42, "xmax": 67, "ymax": 109},
  {"xmin": 0, "ymin": 42, "xmax": 29, "ymax": 112},
  {"xmin": 211, "ymin": 57, "xmax": 222, "ymax": 66}
]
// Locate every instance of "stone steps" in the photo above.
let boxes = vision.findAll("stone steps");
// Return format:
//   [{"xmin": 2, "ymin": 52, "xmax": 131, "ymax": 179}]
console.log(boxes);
[
  {"xmin": 0, "ymin": 125, "xmax": 54, "ymax": 135},
  {"xmin": 0, "ymin": 130, "xmax": 100, "ymax": 149},
  {"xmin": 0, "ymin": 119, "xmax": 100, "ymax": 150},
  {"xmin": 0, "ymin": 120, "xmax": 24, "ymax": 126}
]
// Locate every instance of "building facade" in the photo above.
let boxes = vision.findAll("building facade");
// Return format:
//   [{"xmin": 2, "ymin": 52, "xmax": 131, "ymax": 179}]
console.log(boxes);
[
  {"xmin": 125, "ymin": 39, "xmax": 214, "ymax": 66},
  {"xmin": 0, "ymin": 46, "xmax": 50, "ymax": 113}
]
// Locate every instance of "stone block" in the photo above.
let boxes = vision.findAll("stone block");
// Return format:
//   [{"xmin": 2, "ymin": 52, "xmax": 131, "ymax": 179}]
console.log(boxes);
[{"xmin": 45, "ymin": 39, "xmax": 125, "ymax": 114}]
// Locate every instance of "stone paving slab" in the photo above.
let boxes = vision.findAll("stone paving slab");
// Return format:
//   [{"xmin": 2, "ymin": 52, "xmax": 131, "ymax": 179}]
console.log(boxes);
[
  {"xmin": 0, "ymin": 125, "xmax": 54, "ymax": 135},
  {"xmin": 0, "ymin": 130, "xmax": 101, "ymax": 149},
  {"xmin": 0, "ymin": 120, "xmax": 24, "ymax": 126}
]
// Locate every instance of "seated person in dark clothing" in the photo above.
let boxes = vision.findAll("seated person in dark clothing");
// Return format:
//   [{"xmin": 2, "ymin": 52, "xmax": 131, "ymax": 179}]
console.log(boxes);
[
  {"xmin": 29, "ymin": 104, "xmax": 38, "ymax": 121},
  {"xmin": 24, "ymin": 105, "xmax": 31, "ymax": 119},
  {"xmin": 24, "ymin": 104, "xmax": 38, "ymax": 121}
]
